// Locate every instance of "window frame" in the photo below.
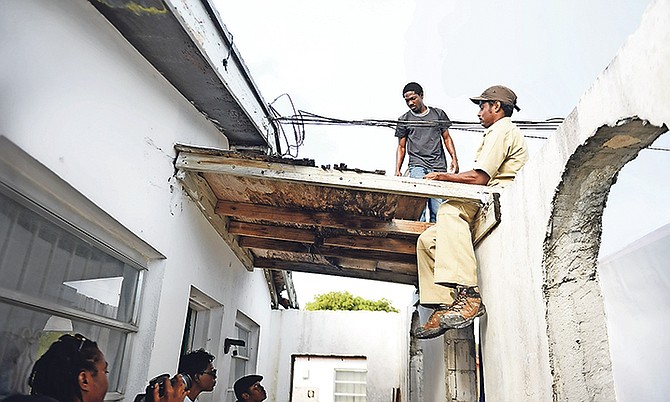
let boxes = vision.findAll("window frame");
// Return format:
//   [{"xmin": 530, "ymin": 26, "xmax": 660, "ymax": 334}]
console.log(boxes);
[
  {"xmin": 0, "ymin": 137, "xmax": 164, "ymax": 399},
  {"xmin": 0, "ymin": 184, "xmax": 145, "ymax": 332},
  {"xmin": 226, "ymin": 311, "xmax": 260, "ymax": 402},
  {"xmin": 181, "ymin": 286, "xmax": 224, "ymax": 355},
  {"xmin": 333, "ymin": 368, "xmax": 368, "ymax": 401}
]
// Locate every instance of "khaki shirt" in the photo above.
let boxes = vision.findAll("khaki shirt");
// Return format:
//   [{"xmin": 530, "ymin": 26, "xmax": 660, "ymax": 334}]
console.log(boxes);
[{"xmin": 473, "ymin": 117, "xmax": 529, "ymax": 187}]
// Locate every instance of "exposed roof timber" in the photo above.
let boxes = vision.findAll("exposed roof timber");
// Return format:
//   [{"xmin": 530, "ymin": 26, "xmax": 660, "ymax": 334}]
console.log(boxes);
[
  {"xmin": 176, "ymin": 150, "xmax": 494, "ymax": 202},
  {"xmin": 87, "ymin": 0, "xmax": 272, "ymax": 149},
  {"xmin": 239, "ymin": 237, "xmax": 416, "ymax": 264},
  {"xmin": 264, "ymin": 268, "xmax": 299, "ymax": 310},
  {"xmin": 262, "ymin": 269, "xmax": 280, "ymax": 308},
  {"xmin": 219, "ymin": 201, "xmax": 432, "ymax": 236},
  {"xmin": 229, "ymin": 222, "xmax": 417, "ymax": 255},
  {"xmin": 175, "ymin": 144, "xmax": 501, "ymax": 286},
  {"xmin": 280, "ymin": 270, "xmax": 298, "ymax": 308},
  {"xmin": 253, "ymin": 258, "xmax": 418, "ymax": 285}
]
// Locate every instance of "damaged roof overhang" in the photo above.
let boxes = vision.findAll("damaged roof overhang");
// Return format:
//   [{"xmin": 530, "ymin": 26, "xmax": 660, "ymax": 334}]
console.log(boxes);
[
  {"xmin": 175, "ymin": 144, "xmax": 499, "ymax": 286},
  {"xmin": 87, "ymin": 0, "xmax": 274, "ymax": 150}
]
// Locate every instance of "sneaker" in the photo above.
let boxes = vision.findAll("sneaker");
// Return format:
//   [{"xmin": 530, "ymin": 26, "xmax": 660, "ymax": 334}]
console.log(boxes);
[
  {"xmin": 439, "ymin": 286, "xmax": 486, "ymax": 329},
  {"xmin": 413, "ymin": 304, "xmax": 450, "ymax": 339}
]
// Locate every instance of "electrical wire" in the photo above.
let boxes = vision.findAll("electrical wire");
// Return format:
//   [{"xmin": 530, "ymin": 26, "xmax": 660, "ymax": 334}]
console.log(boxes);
[
  {"xmin": 268, "ymin": 109, "xmax": 670, "ymax": 152},
  {"xmin": 271, "ymin": 110, "xmax": 564, "ymax": 135},
  {"xmin": 268, "ymin": 94, "xmax": 305, "ymax": 158}
]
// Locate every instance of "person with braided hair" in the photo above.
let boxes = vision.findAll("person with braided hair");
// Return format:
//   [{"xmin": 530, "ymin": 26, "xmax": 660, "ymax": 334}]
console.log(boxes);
[
  {"xmin": 2, "ymin": 334, "xmax": 186, "ymax": 402},
  {"xmin": 26, "ymin": 334, "xmax": 109, "ymax": 402}
]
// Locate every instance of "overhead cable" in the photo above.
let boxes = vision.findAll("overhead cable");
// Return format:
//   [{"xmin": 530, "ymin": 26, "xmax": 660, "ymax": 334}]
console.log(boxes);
[
  {"xmin": 269, "ymin": 109, "xmax": 670, "ymax": 152},
  {"xmin": 272, "ymin": 111, "xmax": 564, "ymax": 132},
  {"xmin": 268, "ymin": 94, "xmax": 305, "ymax": 158}
]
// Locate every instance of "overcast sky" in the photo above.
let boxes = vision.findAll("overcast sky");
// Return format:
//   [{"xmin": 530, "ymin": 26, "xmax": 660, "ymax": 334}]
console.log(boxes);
[{"xmin": 213, "ymin": 0, "xmax": 668, "ymax": 308}]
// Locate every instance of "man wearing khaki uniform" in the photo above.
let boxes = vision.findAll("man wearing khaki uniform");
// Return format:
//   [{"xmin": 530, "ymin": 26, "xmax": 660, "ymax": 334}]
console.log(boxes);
[{"xmin": 414, "ymin": 85, "xmax": 529, "ymax": 339}]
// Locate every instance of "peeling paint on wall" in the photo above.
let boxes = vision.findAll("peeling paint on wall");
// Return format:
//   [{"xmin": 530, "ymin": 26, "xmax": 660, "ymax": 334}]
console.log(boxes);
[
  {"xmin": 602, "ymin": 134, "xmax": 642, "ymax": 149},
  {"xmin": 95, "ymin": 0, "xmax": 168, "ymax": 16}
]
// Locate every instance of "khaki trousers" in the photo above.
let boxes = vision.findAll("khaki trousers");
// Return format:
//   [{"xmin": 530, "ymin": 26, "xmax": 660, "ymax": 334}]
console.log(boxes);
[{"xmin": 416, "ymin": 200, "xmax": 481, "ymax": 304}]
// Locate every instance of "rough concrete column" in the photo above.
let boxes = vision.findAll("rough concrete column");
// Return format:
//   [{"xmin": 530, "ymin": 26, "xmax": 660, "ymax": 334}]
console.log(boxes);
[
  {"xmin": 409, "ymin": 310, "xmax": 424, "ymax": 402},
  {"xmin": 444, "ymin": 327, "xmax": 477, "ymax": 401},
  {"xmin": 543, "ymin": 119, "xmax": 666, "ymax": 400}
]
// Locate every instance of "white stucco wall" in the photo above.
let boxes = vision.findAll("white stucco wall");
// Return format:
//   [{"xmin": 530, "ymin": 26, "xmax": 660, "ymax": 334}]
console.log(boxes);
[
  {"xmin": 1, "ymin": 1, "xmax": 275, "ymax": 400},
  {"xmin": 260, "ymin": 309, "xmax": 409, "ymax": 402},
  {"xmin": 475, "ymin": 0, "xmax": 670, "ymax": 400},
  {"xmin": 599, "ymin": 224, "xmax": 670, "ymax": 401},
  {"xmin": 292, "ymin": 356, "xmax": 368, "ymax": 402}
]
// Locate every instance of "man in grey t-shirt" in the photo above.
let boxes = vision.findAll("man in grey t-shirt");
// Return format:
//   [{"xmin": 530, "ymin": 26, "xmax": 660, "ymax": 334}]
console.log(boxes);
[{"xmin": 395, "ymin": 82, "xmax": 459, "ymax": 222}]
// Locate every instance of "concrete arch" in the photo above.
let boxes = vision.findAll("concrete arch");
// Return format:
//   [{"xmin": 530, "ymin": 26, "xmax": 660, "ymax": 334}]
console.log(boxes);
[{"xmin": 543, "ymin": 118, "xmax": 666, "ymax": 400}]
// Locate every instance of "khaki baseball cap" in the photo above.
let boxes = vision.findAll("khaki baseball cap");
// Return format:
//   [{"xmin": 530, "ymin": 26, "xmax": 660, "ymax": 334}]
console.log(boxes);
[{"xmin": 470, "ymin": 85, "xmax": 520, "ymax": 111}]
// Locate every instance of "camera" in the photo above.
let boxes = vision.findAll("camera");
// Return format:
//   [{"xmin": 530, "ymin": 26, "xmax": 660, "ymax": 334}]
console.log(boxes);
[{"xmin": 143, "ymin": 373, "xmax": 193, "ymax": 402}]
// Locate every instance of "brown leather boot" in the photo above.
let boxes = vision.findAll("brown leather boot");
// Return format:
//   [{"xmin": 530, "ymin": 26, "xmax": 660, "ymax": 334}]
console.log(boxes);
[
  {"xmin": 413, "ymin": 304, "xmax": 450, "ymax": 339},
  {"xmin": 439, "ymin": 286, "xmax": 486, "ymax": 329}
]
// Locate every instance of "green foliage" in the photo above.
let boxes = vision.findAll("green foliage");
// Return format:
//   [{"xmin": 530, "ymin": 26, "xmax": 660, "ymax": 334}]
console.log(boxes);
[{"xmin": 305, "ymin": 291, "xmax": 399, "ymax": 313}]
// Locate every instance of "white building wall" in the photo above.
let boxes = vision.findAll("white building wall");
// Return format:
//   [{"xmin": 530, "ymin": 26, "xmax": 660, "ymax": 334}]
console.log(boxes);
[
  {"xmin": 260, "ymin": 309, "xmax": 408, "ymax": 402},
  {"xmin": 292, "ymin": 356, "xmax": 367, "ymax": 402},
  {"xmin": 1, "ymin": 1, "xmax": 274, "ymax": 400},
  {"xmin": 598, "ymin": 224, "xmax": 670, "ymax": 401},
  {"xmin": 474, "ymin": 0, "xmax": 670, "ymax": 400}
]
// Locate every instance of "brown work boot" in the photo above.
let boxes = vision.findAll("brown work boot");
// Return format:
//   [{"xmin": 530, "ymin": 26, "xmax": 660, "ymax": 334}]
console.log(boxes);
[
  {"xmin": 413, "ymin": 305, "xmax": 450, "ymax": 339},
  {"xmin": 439, "ymin": 286, "xmax": 486, "ymax": 329}
]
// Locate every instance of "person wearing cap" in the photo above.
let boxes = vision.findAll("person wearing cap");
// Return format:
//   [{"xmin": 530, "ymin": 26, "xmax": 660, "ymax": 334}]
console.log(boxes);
[
  {"xmin": 413, "ymin": 85, "xmax": 529, "ymax": 339},
  {"xmin": 395, "ymin": 81, "xmax": 459, "ymax": 222},
  {"xmin": 233, "ymin": 375, "xmax": 266, "ymax": 402}
]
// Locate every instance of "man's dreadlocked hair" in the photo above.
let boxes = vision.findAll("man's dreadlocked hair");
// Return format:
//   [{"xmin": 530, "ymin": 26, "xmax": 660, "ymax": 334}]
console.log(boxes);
[{"xmin": 28, "ymin": 334, "xmax": 102, "ymax": 402}]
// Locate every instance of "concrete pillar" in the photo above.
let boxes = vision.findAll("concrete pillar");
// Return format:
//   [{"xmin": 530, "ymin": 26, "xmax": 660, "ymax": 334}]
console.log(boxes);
[{"xmin": 444, "ymin": 327, "xmax": 477, "ymax": 401}]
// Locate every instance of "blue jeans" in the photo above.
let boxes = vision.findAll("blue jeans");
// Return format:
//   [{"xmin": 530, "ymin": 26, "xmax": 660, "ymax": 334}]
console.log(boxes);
[{"xmin": 408, "ymin": 166, "xmax": 443, "ymax": 223}]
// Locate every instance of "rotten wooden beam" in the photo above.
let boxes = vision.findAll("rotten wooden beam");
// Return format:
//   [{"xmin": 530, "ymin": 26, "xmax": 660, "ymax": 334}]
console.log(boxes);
[
  {"xmin": 238, "ymin": 237, "xmax": 416, "ymax": 264},
  {"xmin": 324, "ymin": 235, "xmax": 416, "ymax": 254},
  {"xmin": 253, "ymin": 257, "xmax": 417, "ymax": 285},
  {"xmin": 228, "ymin": 221, "xmax": 417, "ymax": 254},
  {"xmin": 250, "ymin": 249, "xmax": 417, "ymax": 275},
  {"xmin": 228, "ymin": 221, "xmax": 317, "ymax": 243},
  {"xmin": 217, "ymin": 200, "xmax": 431, "ymax": 235}
]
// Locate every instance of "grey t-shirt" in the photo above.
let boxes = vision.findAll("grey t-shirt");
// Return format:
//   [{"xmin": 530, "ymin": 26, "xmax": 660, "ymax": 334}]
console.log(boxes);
[{"xmin": 395, "ymin": 107, "xmax": 452, "ymax": 171}]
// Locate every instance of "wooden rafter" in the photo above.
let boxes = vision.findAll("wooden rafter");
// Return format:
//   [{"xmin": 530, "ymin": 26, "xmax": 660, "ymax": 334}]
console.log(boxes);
[
  {"xmin": 253, "ymin": 257, "xmax": 418, "ymax": 285},
  {"xmin": 228, "ymin": 221, "xmax": 317, "ymax": 243},
  {"xmin": 229, "ymin": 221, "xmax": 417, "ymax": 254},
  {"xmin": 218, "ymin": 200, "xmax": 432, "ymax": 235},
  {"xmin": 238, "ymin": 237, "xmax": 416, "ymax": 264}
]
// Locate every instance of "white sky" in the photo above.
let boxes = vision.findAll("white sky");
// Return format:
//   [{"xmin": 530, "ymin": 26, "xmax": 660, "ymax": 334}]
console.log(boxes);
[{"xmin": 213, "ymin": 0, "xmax": 669, "ymax": 308}]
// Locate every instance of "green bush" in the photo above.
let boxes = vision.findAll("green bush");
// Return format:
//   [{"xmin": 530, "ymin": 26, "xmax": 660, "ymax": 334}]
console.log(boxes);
[{"xmin": 305, "ymin": 291, "xmax": 399, "ymax": 312}]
